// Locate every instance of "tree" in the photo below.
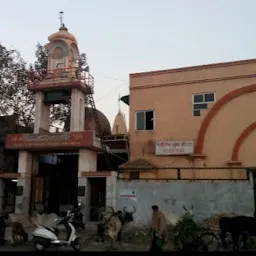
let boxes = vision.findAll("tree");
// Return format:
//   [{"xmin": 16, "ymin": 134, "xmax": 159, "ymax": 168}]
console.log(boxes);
[
  {"xmin": 0, "ymin": 44, "xmax": 35, "ymax": 127},
  {"xmin": 0, "ymin": 42, "xmax": 90, "ymax": 129}
]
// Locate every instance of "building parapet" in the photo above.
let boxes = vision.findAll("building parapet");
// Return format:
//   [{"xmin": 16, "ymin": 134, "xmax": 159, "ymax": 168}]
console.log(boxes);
[
  {"xmin": 130, "ymin": 58, "xmax": 256, "ymax": 90},
  {"xmin": 102, "ymin": 134, "xmax": 128, "ymax": 142},
  {"xmin": 27, "ymin": 67, "xmax": 94, "ymax": 94},
  {"xmin": 118, "ymin": 166, "xmax": 254, "ymax": 181}
]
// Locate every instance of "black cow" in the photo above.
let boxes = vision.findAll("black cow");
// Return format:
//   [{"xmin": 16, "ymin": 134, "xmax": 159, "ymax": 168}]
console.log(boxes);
[
  {"xmin": 96, "ymin": 222, "xmax": 107, "ymax": 242},
  {"xmin": 96, "ymin": 208, "xmax": 112, "ymax": 243},
  {"xmin": 219, "ymin": 215, "xmax": 256, "ymax": 250}
]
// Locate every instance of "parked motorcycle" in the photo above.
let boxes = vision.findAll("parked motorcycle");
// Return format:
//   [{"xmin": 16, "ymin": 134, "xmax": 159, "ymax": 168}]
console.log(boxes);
[
  {"xmin": 69, "ymin": 202, "xmax": 85, "ymax": 230},
  {"xmin": 32, "ymin": 210, "xmax": 80, "ymax": 252}
]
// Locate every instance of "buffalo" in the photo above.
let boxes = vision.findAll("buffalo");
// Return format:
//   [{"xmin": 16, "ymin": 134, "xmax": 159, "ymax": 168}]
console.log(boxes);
[{"xmin": 219, "ymin": 215, "xmax": 256, "ymax": 251}]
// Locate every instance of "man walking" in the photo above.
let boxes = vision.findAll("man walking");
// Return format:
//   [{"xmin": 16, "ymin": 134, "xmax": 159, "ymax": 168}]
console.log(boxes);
[{"xmin": 150, "ymin": 205, "xmax": 168, "ymax": 252}]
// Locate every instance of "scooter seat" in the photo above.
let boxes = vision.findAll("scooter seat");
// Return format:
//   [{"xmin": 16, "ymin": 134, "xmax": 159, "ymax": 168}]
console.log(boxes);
[{"xmin": 44, "ymin": 226, "xmax": 58, "ymax": 235}]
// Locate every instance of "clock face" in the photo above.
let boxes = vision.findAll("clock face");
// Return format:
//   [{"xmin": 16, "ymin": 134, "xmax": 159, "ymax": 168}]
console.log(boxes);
[
  {"xmin": 51, "ymin": 46, "xmax": 65, "ymax": 69},
  {"xmin": 55, "ymin": 59, "xmax": 64, "ymax": 69},
  {"xmin": 52, "ymin": 46, "xmax": 64, "ymax": 59}
]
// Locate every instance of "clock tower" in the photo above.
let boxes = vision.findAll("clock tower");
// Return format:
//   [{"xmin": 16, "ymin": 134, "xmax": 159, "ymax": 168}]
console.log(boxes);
[
  {"xmin": 28, "ymin": 22, "xmax": 93, "ymax": 133},
  {"xmin": 47, "ymin": 24, "xmax": 79, "ymax": 78}
]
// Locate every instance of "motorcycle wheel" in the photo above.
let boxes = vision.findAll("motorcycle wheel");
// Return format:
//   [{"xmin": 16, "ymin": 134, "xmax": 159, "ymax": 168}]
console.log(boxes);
[
  {"xmin": 33, "ymin": 239, "xmax": 46, "ymax": 252},
  {"xmin": 71, "ymin": 238, "xmax": 81, "ymax": 252}
]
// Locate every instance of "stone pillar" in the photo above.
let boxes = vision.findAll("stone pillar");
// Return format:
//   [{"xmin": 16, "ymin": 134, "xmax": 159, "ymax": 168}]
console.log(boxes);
[
  {"xmin": 0, "ymin": 179, "xmax": 5, "ymax": 214},
  {"xmin": 70, "ymin": 88, "xmax": 85, "ymax": 132},
  {"xmin": 15, "ymin": 151, "xmax": 33, "ymax": 215},
  {"xmin": 30, "ymin": 155, "xmax": 39, "ymax": 214},
  {"xmin": 34, "ymin": 92, "xmax": 50, "ymax": 133},
  {"xmin": 191, "ymin": 155, "xmax": 206, "ymax": 179},
  {"xmin": 78, "ymin": 149, "xmax": 97, "ymax": 172},
  {"xmin": 106, "ymin": 172, "xmax": 117, "ymax": 210}
]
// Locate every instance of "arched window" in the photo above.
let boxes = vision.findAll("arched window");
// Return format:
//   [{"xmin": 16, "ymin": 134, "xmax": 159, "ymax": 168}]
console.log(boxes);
[{"xmin": 51, "ymin": 46, "xmax": 65, "ymax": 70}]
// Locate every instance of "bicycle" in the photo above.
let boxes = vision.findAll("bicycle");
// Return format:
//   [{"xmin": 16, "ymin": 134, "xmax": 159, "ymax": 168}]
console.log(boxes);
[{"xmin": 174, "ymin": 226, "xmax": 220, "ymax": 251}]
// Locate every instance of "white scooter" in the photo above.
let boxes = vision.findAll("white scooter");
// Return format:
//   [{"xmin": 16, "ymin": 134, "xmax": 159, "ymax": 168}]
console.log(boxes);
[{"xmin": 32, "ymin": 210, "xmax": 80, "ymax": 252}]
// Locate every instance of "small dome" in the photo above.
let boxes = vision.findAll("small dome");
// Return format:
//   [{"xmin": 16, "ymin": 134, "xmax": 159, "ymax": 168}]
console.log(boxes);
[
  {"xmin": 64, "ymin": 107, "xmax": 111, "ymax": 136},
  {"xmin": 48, "ymin": 25, "xmax": 78, "ymax": 45}
]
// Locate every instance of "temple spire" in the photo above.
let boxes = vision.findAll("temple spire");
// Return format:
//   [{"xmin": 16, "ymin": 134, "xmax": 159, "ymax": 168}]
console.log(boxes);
[
  {"xmin": 112, "ymin": 97, "xmax": 127, "ymax": 135},
  {"xmin": 118, "ymin": 94, "xmax": 121, "ymax": 112}
]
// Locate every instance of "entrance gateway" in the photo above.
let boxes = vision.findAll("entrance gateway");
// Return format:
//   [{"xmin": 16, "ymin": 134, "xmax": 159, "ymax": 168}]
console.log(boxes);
[{"xmin": 4, "ymin": 23, "xmax": 117, "ymax": 221}]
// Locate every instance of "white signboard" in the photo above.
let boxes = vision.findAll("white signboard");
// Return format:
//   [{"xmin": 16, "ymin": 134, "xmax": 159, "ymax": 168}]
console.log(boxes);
[
  {"xmin": 155, "ymin": 141, "xmax": 194, "ymax": 155},
  {"xmin": 119, "ymin": 189, "xmax": 136, "ymax": 198}
]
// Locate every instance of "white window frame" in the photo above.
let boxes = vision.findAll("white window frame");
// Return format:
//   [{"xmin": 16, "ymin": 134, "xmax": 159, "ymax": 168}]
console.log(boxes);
[
  {"xmin": 192, "ymin": 92, "xmax": 216, "ymax": 116},
  {"xmin": 135, "ymin": 110, "xmax": 155, "ymax": 131},
  {"xmin": 192, "ymin": 92, "xmax": 216, "ymax": 104}
]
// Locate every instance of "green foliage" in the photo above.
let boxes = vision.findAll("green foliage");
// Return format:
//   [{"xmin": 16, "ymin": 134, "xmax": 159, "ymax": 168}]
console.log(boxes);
[
  {"xmin": 0, "ymin": 44, "xmax": 35, "ymax": 127},
  {"xmin": 28, "ymin": 43, "xmax": 48, "ymax": 84},
  {"xmin": 173, "ymin": 213, "xmax": 206, "ymax": 245}
]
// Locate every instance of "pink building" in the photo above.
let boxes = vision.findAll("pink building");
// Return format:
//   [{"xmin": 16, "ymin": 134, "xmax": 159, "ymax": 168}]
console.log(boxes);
[{"xmin": 116, "ymin": 59, "xmax": 256, "ymax": 223}]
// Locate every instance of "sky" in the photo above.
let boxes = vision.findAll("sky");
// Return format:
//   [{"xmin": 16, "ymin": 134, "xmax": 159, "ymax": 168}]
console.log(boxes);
[{"xmin": 1, "ymin": 0, "xmax": 256, "ymax": 129}]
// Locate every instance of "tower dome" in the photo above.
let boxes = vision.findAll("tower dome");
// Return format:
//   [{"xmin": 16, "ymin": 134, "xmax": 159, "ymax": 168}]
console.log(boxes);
[
  {"xmin": 84, "ymin": 107, "xmax": 111, "ymax": 136},
  {"xmin": 64, "ymin": 107, "xmax": 111, "ymax": 136},
  {"xmin": 48, "ymin": 24, "xmax": 78, "ymax": 45}
]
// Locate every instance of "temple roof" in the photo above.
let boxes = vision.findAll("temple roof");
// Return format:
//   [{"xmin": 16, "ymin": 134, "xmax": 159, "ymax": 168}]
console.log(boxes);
[
  {"xmin": 48, "ymin": 25, "xmax": 78, "ymax": 45},
  {"xmin": 119, "ymin": 158, "xmax": 156, "ymax": 171}
]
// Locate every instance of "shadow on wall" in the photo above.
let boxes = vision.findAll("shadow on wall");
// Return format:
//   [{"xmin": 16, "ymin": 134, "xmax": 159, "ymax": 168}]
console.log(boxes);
[{"xmin": 116, "ymin": 180, "xmax": 254, "ymax": 226}]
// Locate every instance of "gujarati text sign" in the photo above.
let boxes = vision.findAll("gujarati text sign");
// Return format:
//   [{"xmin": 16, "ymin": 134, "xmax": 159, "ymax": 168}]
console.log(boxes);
[{"xmin": 155, "ymin": 141, "xmax": 194, "ymax": 155}]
